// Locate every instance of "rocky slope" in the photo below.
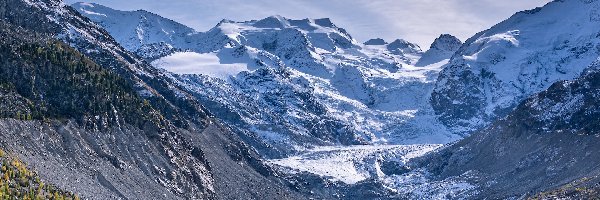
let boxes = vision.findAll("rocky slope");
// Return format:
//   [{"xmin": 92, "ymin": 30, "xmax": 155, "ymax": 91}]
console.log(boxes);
[
  {"xmin": 0, "ymin": 0, "xmax": 310, "ymax": 199},
  {"xmin": 414, "ymin": 1, "xmax": 600, "ymax": 198},
  {"xmin": 421, "ymin": 58, "xmax": 600, "ymax": 198},
  {"xmin": 0, "ymin": 18, "xmax": 210, "ymax": 199},
  {"xmin": 0, "ymin": 148, "xmax": 78, "ymax": 199},
  {"xmin": 0, "ymin": 13, "xmax": 219, "ymax": 198},
  {"xmin": 530, "ymin": 176, "xmax": 600, "ymax": 199},
  {"xmin": 431, "ymin": 0, "xmax": 600, "ymax": 135}
]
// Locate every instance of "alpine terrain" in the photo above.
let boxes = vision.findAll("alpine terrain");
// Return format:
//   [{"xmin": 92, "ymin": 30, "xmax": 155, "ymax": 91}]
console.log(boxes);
[{"xmin": 0, "ymin": 0, "xmax": 598, "ymax": 199}]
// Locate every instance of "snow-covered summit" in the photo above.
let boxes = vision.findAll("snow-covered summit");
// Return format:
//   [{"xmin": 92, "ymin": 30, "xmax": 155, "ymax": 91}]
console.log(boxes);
[
  {"xmin": 386, "ymin": 39, "xmax": 423, "ymax": 63},
  {"xmin": 211, "ymin": 15, "xmax": 359, "ymax": 52},
  {"xmin": 416, "ymin": 34, "xmax": 462, "ymax": 67},
  {"xmin": 431, "ymin": 0, "xmax": 600, "ymax": 135},
  {"xmin": 429, "ymin": 34, "xmax": 462, "ymax": 52},
  {"xmin": 71, "ymin": 2, "xmax": 195, "ymax": 56},
  {"xmin": 387, "ymin": 39, "xmax": 422, "ymax": 54}
]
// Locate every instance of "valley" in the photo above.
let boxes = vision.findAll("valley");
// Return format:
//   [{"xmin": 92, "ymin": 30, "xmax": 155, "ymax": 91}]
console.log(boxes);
[{"xmin": 0, "ymin": 0, "xmax": 598, "ymax": 199}]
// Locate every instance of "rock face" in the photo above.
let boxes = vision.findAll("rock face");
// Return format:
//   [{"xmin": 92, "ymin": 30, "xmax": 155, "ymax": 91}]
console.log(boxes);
[
  {"xmin": 421, "ymin": 60, "xmax": 600, "ymax": 198},
  {"xmin": 431, "ymin": 0, "xmax": 600, "ymax": 135},
  {"xmin": 364, "ymin": 38, "xmax": 388, "ymax": 45},
  {"xmin": 416, "ymin": 34, "xmax": 462, "ymax": 67},
  {"xmin": 74, "ymin": 3, "xmax": 462, "ymax": 157},
  {"xmin": 0, "ymin": 118, "xmax": 308, "ymax": 200},
  {"xmin": 0, "ymin": 13, "xmax": 213, "ymax": 198}
]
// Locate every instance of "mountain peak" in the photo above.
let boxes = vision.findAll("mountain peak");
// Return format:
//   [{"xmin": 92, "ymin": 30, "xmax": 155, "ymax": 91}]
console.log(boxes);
[
  {"xmin": 71, "ymin": 2, "xmax": 109, "ymax": 16},
  {"xmin": 414, "ymin": 34, "xmax": 462, "ymax": 66},
  {"xmin": 429, "ymin": 34, "xmax": 462, "ymax": 51},
  {"xmin": 364, "ymin": 38, "xmax": 388, "ymax": 45},
  {"xmin": 313, "ymin": 18, "xmax": 335, "ymax": 27},
  {"xmin": 216, "ymin": 19, "xmax": 235, "ymax": 26},
  {"xmin": 72, "ymin": 2, "xmax": 196, "ymax": 52},
  {"xmin": 253, "ymin": 15, "xmax": 289, "ymax": 28},
  {"xmin": 219, "ymin": 16, "xmax": 341, "ymax": 31},
  {"xmin": 431, "ymin": 0, "xmax": 600, "ymax": 134},
  {"xmin": 387, "ymin": 39, "xmax": 422, "ymax": 55},
  {"xmin": 388, "ymin": 39, "xmax": 420, "ymax": 49}
]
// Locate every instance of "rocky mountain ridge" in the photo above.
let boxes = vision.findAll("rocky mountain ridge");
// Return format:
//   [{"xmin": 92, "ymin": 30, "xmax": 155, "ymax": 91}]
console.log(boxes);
[{"xmin": 421, "ymin": 57, "xmax": 600, "ymax": 198}]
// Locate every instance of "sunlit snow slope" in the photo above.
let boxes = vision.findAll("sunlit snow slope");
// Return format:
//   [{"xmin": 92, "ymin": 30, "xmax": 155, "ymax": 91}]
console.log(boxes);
[{"xmin": 432, "ymin": 0, "xmax": 600, "ymax": 135}]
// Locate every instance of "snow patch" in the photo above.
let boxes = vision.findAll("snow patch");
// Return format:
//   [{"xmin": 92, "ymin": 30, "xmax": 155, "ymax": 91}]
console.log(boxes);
[
  {"xmin": 79, "ymin": 8, "xmax": 107, "ymax": 17},
  {"xmin": 151, "ymin": 52, "xmax": 249, "ymax": 80}
]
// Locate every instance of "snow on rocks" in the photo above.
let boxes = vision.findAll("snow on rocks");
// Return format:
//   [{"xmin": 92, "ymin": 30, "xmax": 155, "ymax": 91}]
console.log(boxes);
[
  {"xmin": 416, "ymin": 34, "xmax": 462, "ymax": 67},
  {"xmin": 432, "ymin": 0, "xmax": 600, "ymax": 135},
  {"xmin": 74, "ymin": 3, "xmax": 464, "ymax": 152}
]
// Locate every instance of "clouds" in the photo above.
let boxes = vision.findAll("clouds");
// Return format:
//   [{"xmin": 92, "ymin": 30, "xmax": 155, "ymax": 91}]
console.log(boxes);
[{"xmin": 64, "ymin": 0, "xmax": 551, "ymax": 48}]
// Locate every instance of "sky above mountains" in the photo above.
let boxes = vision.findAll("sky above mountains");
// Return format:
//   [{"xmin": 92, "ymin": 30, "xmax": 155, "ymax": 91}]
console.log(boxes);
[{"xmin": 65, "ymin": 0, "xmax": 551, "ymax": 49}]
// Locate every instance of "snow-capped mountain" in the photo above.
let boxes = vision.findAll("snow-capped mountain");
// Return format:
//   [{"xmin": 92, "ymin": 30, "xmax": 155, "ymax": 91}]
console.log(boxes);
[
  {"xmin": 74, "ymin": 3, "xmax": 463, "ymax": 157},
  {"xmin": 71, "ymin": 2, "xmax": 195, "ymax": 59},
  {"xmin": 174, "ymin": 17, "xmax": 464, "ymax": 156},
  {"xmin": 412, "ymin": 1, "xmax": 600, "ymax": 198},
  {"xmin": 423, "ymin": 57, "xmax": 600, "ymax": 199},
  {"xmin": 431, "ymin": 0, "xmax": 600, "ymax": 135},
  {"xmin": 5, "ymin": 0, "xmax": 600, "ymax": 199},
  {"xmin": 416, "ymin": 34, "xmax": 462, "ymax": 67}
]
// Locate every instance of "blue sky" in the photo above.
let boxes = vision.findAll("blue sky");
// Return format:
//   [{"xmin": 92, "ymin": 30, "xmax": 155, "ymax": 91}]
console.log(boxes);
[{"xmin": 65, "ymin": 0, "xmax": 551, "ymax": 48}]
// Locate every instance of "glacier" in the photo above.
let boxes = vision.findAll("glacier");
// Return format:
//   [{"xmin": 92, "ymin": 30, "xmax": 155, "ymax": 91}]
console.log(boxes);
[{"xmin": 73, "ymin": 2, "xmax": 464, "ymax": 154}]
